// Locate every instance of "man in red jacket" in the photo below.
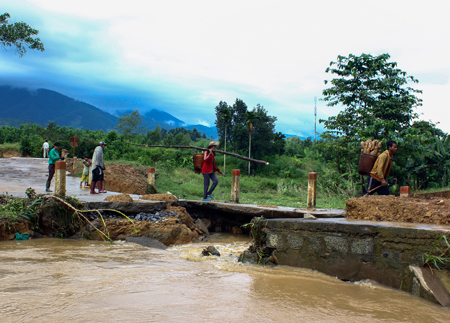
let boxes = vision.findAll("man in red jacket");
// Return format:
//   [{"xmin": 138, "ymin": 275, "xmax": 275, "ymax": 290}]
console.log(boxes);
[{"xmin": 201, "ymin": 141, "xmax": 224, "ymax": 201}]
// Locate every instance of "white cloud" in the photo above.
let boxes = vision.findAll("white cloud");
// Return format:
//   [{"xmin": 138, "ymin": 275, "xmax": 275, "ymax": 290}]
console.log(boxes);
[{"xmin": 3, "ymin": 0, "xmax": 450, "ymax": 134}]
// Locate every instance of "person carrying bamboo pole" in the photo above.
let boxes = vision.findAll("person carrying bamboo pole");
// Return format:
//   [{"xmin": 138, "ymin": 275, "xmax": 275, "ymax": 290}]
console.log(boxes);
[
  {"xmin": 367, "ymin": 140, "xmax": 398, "ymax": 195},
  {"xmin": 201, "ymin": 141, "xmax": 224, "ymax": 201}
]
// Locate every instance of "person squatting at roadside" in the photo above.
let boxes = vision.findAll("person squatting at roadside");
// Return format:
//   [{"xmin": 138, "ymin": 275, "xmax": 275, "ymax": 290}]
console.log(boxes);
[
  {"xmin": 90, "ymin": 141, "xmax": 107, "ymax": 194},
  {"xmin": 367, "ymin": 140, "xmax": 398, "ymax": 195},
  {"xmin": 201, "ymin": 140, "xmax": 224, "ymax": 201},
  {"xmin": 46, "ymin": 142, "xmax": 64, "ymax": 192}
]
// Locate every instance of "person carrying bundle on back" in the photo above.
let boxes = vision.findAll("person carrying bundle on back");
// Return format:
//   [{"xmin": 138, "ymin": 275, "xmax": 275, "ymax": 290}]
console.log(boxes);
[{"xmin": 367, "ymin": 140, "xmax": 398, "ymax": 195}]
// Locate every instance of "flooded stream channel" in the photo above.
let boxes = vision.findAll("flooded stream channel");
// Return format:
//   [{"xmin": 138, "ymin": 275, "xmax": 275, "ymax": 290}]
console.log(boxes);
[{"xmin": 1, "ymin": 235, "xmax": 449, "ymax": 322}]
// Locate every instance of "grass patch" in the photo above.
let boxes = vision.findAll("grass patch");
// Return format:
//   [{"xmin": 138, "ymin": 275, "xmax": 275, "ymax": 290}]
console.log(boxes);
[
  {"xmin": 1, "ymin": 142, "xmax": 20, "ymax": 155},
  {"xmin": 423, "ymin": 235, "xmax": 450, "ymax": 271},
  {"xmin": 134, "ymin": 163, "xmax": 352, "ymax": 208}
]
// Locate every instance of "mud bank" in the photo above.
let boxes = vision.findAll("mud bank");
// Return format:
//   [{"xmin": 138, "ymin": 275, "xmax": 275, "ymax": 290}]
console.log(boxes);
[
  {"xmin": 0, "ymin": 195, "xmax": 204, "ymax": 245},
  {"xmin": 239, "ymin": 217, "xmax": 450, "ymax": 306}
]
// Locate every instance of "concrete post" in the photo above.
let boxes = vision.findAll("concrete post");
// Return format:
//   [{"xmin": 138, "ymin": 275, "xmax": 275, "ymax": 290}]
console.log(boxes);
[
  {"xmin": 400, "ymin": 186, "xmax": 411, "ymax": 197},
  {"xmin": 0, "ymin": 147, "xmax": 3, "ymax": 158},
  {"xmin": 231, "ymin": 169, "xmax": 240, "ymax": 203},
  {"xmin": 148, "ymin": 168, "xmax": 156, "ymax": 187},
  {"xmin": 88, "ymin": 165, "xmax": 92, "ymax": 185},
  {"xmin": 307, "ymin": 172, "xmax": 317, "ymax": 209},
  {"xmin": 55, "ymin": 160, "xmax": 66, "ymax": 197}
]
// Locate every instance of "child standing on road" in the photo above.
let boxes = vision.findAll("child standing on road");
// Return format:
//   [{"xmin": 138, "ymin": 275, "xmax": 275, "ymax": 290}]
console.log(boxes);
[{"xmin": 80, "ymin": 154, "xmax": 91, "ymax": 188}]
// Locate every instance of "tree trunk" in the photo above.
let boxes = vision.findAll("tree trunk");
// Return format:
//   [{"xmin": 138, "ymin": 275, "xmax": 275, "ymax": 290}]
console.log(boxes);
[
  {"xmin": 248, "ymin": 133, "xmax": 252, "ymax": 176},
  {"xmin": 223, "ymin": 127, "xmax": 227, "ymax": 175},
  {"xmin": 348, "ymin": 159, "xmax": 354, "ymax": 192}
]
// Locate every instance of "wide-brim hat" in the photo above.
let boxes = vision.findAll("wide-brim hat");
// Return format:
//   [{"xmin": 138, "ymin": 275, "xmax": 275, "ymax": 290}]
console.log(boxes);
[
  {"xmin": 207, "ymin": 140, "xmax": 220, "ymax": 148},
  {"xmin": 99, "ymin": 141, "xmax": 107, "ymax": 146}
]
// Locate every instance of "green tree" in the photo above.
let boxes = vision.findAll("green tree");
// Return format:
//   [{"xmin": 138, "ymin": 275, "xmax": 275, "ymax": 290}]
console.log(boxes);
[
  {"xmin": 147, "ymin": 126, "xmax": 162, "ymax": 144},
  {"xmin": 321, "ymin": 53, "xmax": 422, "ymax": 139},
  {"xmin": 163, "ymin": 133, "xmax": 175, "ymax": 146},
  {"xmin": 174, "ymin": 132, "xmax": 191, "ymax": 146},
  {"xmin": 320, "ymin": 53, "xmax": 423, "ymax": 192},
  {"xmin": 215, "ymin": 101, "xmax": 233, "ymax": 174},
  {"xmin": 251, "ymin": 104, "xmax": 278, "ymax": 158},
  {"xmin": 231, "ymin": 99, "xmax": 248, "ymax": 152},
  {"xmin": 0, "ymin": 13, "xmax": 44, "ymax": 57},
  {"xmin": 243, "ymin": 110, "xmax": 259, "ymax": 176},
  {"xmin": 115, "ymin": 110, "xmax": 144, "ymax": 140}
]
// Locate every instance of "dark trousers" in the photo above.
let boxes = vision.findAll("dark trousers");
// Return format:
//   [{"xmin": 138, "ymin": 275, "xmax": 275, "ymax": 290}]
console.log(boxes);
[
  {"xmin": 92, "ymin": 166, "xmax": 104, "ymax": 182},
  {"xmin": 203, "ymin": 173, "xmax": 218, "ymax": 199},
  {"xmin": 367, "ymin": 176, "xmax": 389, "ymax": 195},
  {"xmin": 46, "ymin": 164, "xmax": 55, "ymax": 189}
]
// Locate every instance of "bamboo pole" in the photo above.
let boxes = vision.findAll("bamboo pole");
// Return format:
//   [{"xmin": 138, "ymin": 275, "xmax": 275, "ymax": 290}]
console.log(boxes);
[{"xmin": 116, "ymin": 141, "xmax": 270, "ymax": 165}]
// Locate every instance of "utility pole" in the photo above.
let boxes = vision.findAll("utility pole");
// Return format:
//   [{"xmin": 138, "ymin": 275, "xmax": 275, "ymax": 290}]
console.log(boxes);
[{"xmin": 314, "ymin": 96, "xmax": 317, "ymax": 142}]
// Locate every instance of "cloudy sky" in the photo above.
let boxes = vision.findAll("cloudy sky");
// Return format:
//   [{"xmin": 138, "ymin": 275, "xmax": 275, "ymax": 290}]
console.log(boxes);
[{"xmin": 1, "ymin": 0, "xmax": 449, "ymax": 137}]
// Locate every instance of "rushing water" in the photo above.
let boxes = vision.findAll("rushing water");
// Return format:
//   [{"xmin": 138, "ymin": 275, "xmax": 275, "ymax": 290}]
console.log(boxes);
[{"xmin": 0, "ymin": 235, "xmax": 449, "ymax": 323}]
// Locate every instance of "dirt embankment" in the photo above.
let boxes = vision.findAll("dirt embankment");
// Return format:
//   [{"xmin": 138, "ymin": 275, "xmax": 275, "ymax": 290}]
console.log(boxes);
[
  {"xmin": 70, "ymin": 161, "xmax": 149, "ymax": 195},
  {"xmin": 346, "ymin": 194, "xmax": 450, "ymax": 225},
  {"xmin": 3, "ymin": 149, "xmax": 21, "ymax": 157},
  {"xmin": 0, "ymin": 192, "xmax": 203, "ymax": 245}
]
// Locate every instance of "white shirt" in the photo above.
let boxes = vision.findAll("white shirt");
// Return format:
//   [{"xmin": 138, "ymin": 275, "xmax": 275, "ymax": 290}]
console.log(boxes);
[{"xmin": 43, "ymin": 142, "xmax": 49, "ymax": 149}]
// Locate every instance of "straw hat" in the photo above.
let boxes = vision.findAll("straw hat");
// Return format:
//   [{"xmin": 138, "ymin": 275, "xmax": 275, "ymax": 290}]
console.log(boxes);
[{"xmin": 207, "ymin": 140, "xmax": 220, "ymax": 148}]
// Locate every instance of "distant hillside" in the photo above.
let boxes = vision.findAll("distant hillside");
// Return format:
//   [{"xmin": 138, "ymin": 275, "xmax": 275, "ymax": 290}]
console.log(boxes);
[
  {"xmin": 0, "ymin": 86, "xmax": 217, "ymax": 138},
  {"xmin": 0, "ymin": 118, "xmax": 34, "ymax": 127},
  {"xmin": 142, "ymin": 109, "xmax": 217, "ymax": 138},
  {"xmin": 185, "ymin": 124, "xmax": 217, "ymax": 139},
  {"xmin": 144, "ymin": 109, "xmax": 185, "ymax": 127},
  {"xmin": 0, "ymin": 86, "xmax": 119, "ymax": 130}
]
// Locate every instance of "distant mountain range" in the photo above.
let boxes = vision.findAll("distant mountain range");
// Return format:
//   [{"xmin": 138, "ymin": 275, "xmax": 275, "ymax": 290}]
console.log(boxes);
[{"xmin": 0, "ymin": 86, "xmax": 217, "ymax": 138}]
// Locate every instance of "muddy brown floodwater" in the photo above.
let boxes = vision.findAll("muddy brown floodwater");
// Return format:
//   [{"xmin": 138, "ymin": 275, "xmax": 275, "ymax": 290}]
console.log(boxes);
[{"xmin": 1, "ymin": 235, "xmax": 449, "ymax": 323}]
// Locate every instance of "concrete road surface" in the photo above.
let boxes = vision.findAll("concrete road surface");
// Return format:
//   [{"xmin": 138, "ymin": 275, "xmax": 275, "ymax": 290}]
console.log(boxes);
[{"xmin": 0, "ymin": 157, "xmax": 139, "ymax": 202}]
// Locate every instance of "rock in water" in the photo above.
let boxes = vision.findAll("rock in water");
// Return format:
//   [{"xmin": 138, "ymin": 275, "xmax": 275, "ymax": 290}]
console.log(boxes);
[
  {"xmin": 202, "ymin": 246, "xmax": 220, "ymax": 257},
  {"xmin": 195, "ymin": 218, "xmax": 210, "ymax": 235},
  {"xmin": 126, "ymin": 236, "xmax": 168, "ymax": 250}
]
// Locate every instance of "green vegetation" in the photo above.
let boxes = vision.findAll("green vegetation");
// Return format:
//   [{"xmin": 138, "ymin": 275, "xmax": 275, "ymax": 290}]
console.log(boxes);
[
  {"xmin": 320, "ymin": 53, "xmax": 448, "ymax": 192},
  {"xmin": 0, "ymin": 12, "xmax": 44, "ymax": 57},
  {"xmin": 0, "ymin": 195, "xmax": 33, "ymax": 222},
  {"xmin": 141, "ymin": 160, "xmax": 351, "ymax": 208},
  {"xmin": 0, "ymin": 190, "xmax": 137, "ymax": 242},
  {"xmin": 1, "ymin": 52, "xmax": 449, "ymax": 207},
  {"xmin": 422, "ymin": 235, "xmax": 450, "ymax": 271}
]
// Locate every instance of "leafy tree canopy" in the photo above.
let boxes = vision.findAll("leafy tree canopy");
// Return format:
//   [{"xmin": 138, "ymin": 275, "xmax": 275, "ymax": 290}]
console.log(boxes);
[
  {"xmin": 214, "ymin": 101, "xmax": 233, "ymax": 147},
  {"xmin": 115, "ymin": 110, "xmax": 144, "ymax": 139},
  {"xmin": 0, "ymin": 12, "xmax": 44, "ymax": 57},
  {"xmin": 321, "ymin": 53, "xmax": 422, "ymax": 140}
]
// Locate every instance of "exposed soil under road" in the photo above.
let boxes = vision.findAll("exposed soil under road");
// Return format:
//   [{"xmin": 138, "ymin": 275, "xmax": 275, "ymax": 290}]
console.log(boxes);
[{"xmin": 346, "ymin": 194, "xmax": 450, "ymax": 225}]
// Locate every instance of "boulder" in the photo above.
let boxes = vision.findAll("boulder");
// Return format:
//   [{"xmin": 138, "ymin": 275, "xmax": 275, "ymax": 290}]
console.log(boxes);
[
  {"xmin": 202, "ymin": 246, "xmax": 220, "ymax": 257},
  {"xmin": 195, "ymin": 218, "xmax": 209, "ymax": 235}
]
